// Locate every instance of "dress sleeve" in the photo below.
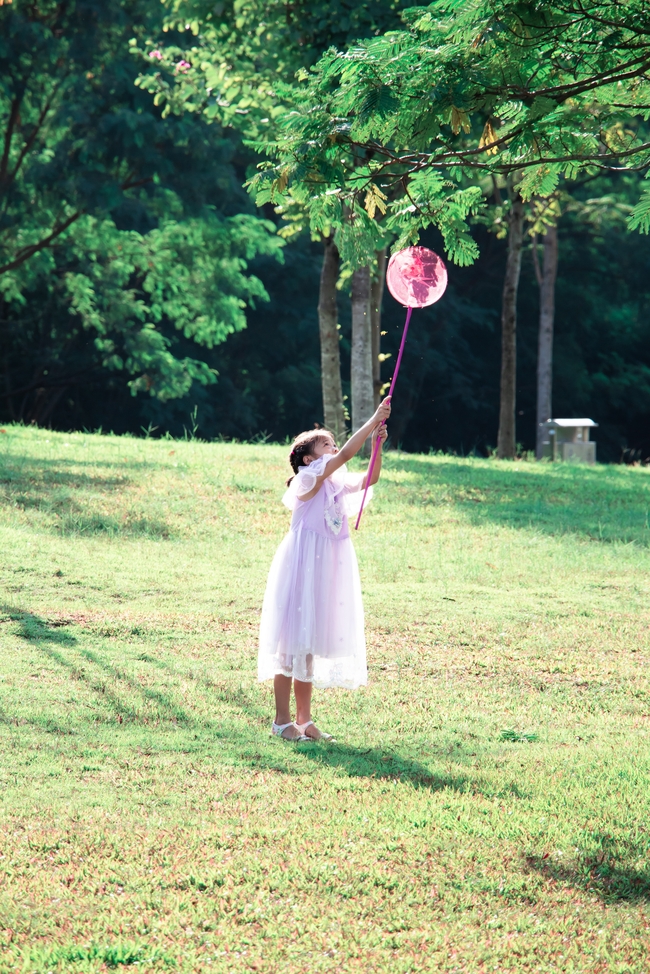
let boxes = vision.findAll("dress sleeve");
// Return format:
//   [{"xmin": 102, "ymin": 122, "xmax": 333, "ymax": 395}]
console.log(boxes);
[
  {"xmin": 281, "ymin": 455, "xmax": 332, "ymax": 510},
  {"xmin": 340, "ymin": 474, "xmax": 373, "ymax": 517}
]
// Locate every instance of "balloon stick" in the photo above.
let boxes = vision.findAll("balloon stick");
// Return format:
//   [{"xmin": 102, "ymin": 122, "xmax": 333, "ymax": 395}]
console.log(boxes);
[
  {"xmin": 353, "ymin": 245, "xmax": 448, "ymax": 531},
  {"xmin": 354, "ymin": 307, "xmax": 412, "ymax": 530}
]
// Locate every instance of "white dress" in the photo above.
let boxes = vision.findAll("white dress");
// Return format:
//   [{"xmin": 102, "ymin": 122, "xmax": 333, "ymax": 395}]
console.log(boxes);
[{"xmin": 258, "ymin": 454, "xmax": 372, "ymax": 689}]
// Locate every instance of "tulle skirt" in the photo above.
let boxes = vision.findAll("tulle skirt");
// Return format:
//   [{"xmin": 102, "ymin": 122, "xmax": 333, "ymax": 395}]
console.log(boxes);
[{"xmin": 258, "ymin": 526, "xmax": 367, "ymax": 689}]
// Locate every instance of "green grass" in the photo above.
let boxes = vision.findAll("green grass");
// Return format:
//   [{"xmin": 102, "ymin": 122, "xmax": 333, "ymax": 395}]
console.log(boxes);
[{"xmin": 1, "ymin": 423, "xmax": 650, "ymax": 973}]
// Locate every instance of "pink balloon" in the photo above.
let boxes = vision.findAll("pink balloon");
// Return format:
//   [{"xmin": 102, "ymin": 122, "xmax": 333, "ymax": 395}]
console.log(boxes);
[{"xmin": 386, "ymin": 246, "xmax": 448, "ymax": 308}]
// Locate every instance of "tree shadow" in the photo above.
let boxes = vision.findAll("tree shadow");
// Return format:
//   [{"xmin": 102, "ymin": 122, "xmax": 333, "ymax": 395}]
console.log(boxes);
[
  {"xmin": 2, "ymin": 606, "xmax": 526, "ymax": 796},
  {"xmin": 386, "ymin": 455, "xmax": 650, "ymax": 545},
  {"xmin": 0, "ymin": 698, "xmax": 74, "ymax": 736},
  {"xmin": 526, "ymin": 833, "xmax": 650, "ymax": 902},
  {"xmin": 5, "ymin": 607, "xmax": 78, "ymax": 646},
  {"xmin": 0, "ymin": 453, "xmax": 172, "ymax": 538},
  {"xmin": 3, "ymin": 607, "xmax": 196, "ymax": 727},
  {"xmin": 3, "ymin": 607, "xmax": 274, "ymax": 738},
  {"xmin": 135, "ymin": 652, "xmax": 169, "ymax": 670},
  {"xmin": 0, "ymin": 452, "xmax": 157, "ymax": 478}
]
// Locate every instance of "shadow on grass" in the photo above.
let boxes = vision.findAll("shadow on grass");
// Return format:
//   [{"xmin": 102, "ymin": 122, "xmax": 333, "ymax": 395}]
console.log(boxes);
[
  {"xmin": 4, "ymin": 607, "xmax": 270, "ymax": 735},
  {"xmin": 4, "ymin": 607, "xmax": 78, "ymax": 645},
  {"xmin": 0, "ymin": 699, "xmax": 74, "ymax": 736},
  {"xmin": 0, "ymin": 454, "xmax": 172, "ymax": 538},
  {"xmin": 3, "ymin": 606, "xmax": 526, "ymax": 798},
  {"xmin": 3, "ymin": 607, "xmax": 278, "ymax": 743},
  {"xmin": 3, "ymin": 607, "xmax": 194, "ymax": 727},
  {"xmin": 79, "ymin": 646, "xmax": 193, "ymax": 725},
  {"xmin": 0, "ymin": 452, "xmax": 156, "ymax": 478},
  {"xmin": 244, "ymin": 740, "xmax": 527, "ymax": 798},
  {"xmin": 526, "ymin": 833, "xmax": 650, "ymax": 902},
  {"xmin": 388, "ymin": 455, "xmax": 650, "ymax": 546}
]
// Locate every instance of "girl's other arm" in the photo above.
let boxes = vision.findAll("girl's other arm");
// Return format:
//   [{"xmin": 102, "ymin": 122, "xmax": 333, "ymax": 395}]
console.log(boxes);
[
  {"xmin": 334, "ymin": 396, "xmax": 391, "ymax": 467},
  {"xmin": 362, "ymin": 424, "xmax": 388, "ymax": 488}
]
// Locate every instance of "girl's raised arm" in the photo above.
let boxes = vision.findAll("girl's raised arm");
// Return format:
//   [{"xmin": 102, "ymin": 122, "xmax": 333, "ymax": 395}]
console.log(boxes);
[{"xmin": 297, "ymin": 397, "xmax": 391, "ymax": 500}]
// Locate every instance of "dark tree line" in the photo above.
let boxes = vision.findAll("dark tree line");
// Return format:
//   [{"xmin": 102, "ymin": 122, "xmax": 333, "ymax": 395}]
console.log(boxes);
[{"xmin": 1, "ymin": 1, "xmax": 649, "ymax": 462}]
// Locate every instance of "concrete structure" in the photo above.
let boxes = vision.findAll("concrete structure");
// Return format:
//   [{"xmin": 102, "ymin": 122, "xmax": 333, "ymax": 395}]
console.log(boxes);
[{"xmin": 539, "ymin": 418, "xmax": 598, "ymax": 463}]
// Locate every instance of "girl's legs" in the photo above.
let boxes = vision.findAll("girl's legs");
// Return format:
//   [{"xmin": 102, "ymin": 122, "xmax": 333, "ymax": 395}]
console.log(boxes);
[
  {"xmin": 295, "ymin": 675, "xmax": 330, "ymax": 740},
  {"xmin": 294, "ymin": 678, "xmax": 313, "ymax": 727},
  {"xmin": 273, "ymin": 666, "xmax": 331, "ymax": 741},
  {"xmin": 273, "ymin": 674, "xmax": 293, "ymax": 725},
  {"xmin": 273, "ymin": 674, "xmax": 303, "ymax": 739}
]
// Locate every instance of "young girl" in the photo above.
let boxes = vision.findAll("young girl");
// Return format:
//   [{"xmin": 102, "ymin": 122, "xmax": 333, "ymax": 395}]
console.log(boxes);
[{"xmin": 258, "ymin": 397, "xmax": 392, "ymax": 740}]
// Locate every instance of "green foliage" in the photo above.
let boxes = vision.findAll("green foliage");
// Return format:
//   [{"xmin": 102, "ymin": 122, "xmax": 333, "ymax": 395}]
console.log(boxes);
[
  {"xmin": 130, "ymin": 0, "xmax": 412, "ymax": 271},
  {"xmin": 248, "ymin": 0, "xmax": 650, "ymax": 263},
  {"xmin": 0, "ymin": 0, "xmax": 282, "ymax": 405},
  {"xmin": 627, "ymin": 180, "xmax": 650, "ymax": 233},
  {"xmin": 60, "ymin": 212, "xmax": 281, "ymax": 400},
  {"xmin": 2, "ymin": 1, "xmax": 650, "ymax": 454},
  {"xmin": 132, "ymin": 0, "xmax": 409, "ymax": 137}
]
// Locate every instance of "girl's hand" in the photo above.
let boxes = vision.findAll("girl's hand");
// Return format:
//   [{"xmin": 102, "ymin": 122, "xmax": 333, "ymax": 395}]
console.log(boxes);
[
  {"xmin": 373, "ymin": 396, "xmax": 391, "ymax": 425},
  {"xmin": 372, "ymin": 424, "xmax": 388, "ymax": 449}
]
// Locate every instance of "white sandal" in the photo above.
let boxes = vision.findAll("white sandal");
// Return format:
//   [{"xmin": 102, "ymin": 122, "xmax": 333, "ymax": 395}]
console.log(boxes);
[
  {"xmin": 295, "ymin": 720, "xmax": 334, "ymax": 741},
  {"xmin": 271, "ymin": 721, "xmax": 309, "ymax": 741}
]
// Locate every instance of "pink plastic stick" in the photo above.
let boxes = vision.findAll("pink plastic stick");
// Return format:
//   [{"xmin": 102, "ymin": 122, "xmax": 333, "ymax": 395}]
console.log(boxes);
[{"xmin": 354, "ymin": 306, "xmax": 413, "ymax": 530}]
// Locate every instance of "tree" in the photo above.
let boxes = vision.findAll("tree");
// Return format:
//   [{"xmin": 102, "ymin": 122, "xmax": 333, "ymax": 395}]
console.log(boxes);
[
  {"xmin": 317, "ymin": 234, "xmax": 346, "ymax": 441},
  {"xmin": 133, "ymin": 0, "xmax": 408, "ymax": 437},
  {"xmin": 495, "ymin": 190, "xmax": 524, "ymax": 458},
  {"xmin": 2, "ymin": 213, "xmax": 282, "ymax": 421},
  {"xmin": 220, "ymin": 174, "xmax": 650, "ymax": 459},
  {"xmin": 352, "ymin": 249, "xmax": 387, "ymax": 436},
  {"xmin": 249, "ymin": 0, "xmax": 650, "ymax": 455},
  {"xmin": 255, "ymin": 1, "xmax": 650, "ymax": 232},
  {"xmin": 350, "ymin": 265, "xmax": 374, "ymax": 434},
  {"xmin": 533, "ymin": 223, "xmax": 559, "ymax": 458},
  {"xmin": 0, "ymin": 0, "xmax": 281, "ymax": 421},
  {"xmin": 371, "ymin": 248, "xmax": 387, "ymax": 408},
  {"xmin": 135, "ymin": 1, "xmax": 409, "ymax": 132}
]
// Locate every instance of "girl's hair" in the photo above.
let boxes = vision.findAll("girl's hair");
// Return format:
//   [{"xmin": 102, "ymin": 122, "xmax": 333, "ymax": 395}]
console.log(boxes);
[{"xmin": 286, "ymin": 430, "xmax": 334, "ymax": 486}]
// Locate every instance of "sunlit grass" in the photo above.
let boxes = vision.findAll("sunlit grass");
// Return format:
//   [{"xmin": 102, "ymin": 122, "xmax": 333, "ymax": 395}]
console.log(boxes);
[{"xmin": 1, "ymin": 424, "xmax": 650, "ymax": 972}]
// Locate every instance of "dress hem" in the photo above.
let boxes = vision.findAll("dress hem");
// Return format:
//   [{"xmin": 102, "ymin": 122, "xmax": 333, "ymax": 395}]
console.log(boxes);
[{"xmin": 258, "ymin": 668, "xmax": 367, "ymax": 691}]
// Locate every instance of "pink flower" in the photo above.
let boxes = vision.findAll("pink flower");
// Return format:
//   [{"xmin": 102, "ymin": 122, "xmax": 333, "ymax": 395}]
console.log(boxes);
[
  {"xmin": 149, "ymin": 50, "xmax": 163, "ymax": 60},
  {"xmin": 175, "ymin": 60, "xmax": 191, "ymax": 73}
]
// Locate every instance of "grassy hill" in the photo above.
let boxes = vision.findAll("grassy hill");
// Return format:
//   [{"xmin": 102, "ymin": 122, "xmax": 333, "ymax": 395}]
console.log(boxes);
[{"xmin": 1, "ymin": 424, "xmax": 649, "ymax": 973}]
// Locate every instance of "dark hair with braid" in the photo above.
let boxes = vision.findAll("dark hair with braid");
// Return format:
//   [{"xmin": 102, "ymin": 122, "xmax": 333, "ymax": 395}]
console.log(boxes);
[{"xmin": 286, "ymin": 430, "xmax": 335, "ymax": 486}]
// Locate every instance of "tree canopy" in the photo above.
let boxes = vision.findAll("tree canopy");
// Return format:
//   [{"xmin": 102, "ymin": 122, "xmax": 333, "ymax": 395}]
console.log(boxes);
[
  {"xmin": 0, "ymin": 0, "xmax": 649, "ymax": 461},
  {"xmin": 0, "ymin": 0, "xmax": 281, "ymax": 418},
  {"xmin": 251, "ymin": 1, "xmax": 650, "ymax": 264},
  {"xmin": 133, "ymin": 0, "xmax": 410, "ymax": 136}
]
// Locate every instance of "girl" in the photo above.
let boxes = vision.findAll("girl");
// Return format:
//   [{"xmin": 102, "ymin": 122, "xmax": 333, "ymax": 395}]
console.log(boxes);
[{"xmin": 258, "ymin": 397, "xmax": 392, "ymax": 740}]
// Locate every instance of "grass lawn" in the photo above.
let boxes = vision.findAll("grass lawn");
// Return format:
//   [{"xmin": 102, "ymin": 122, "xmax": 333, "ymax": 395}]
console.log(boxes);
[{"xmin": 1, "ymin": 424, "xmax": 650, "ymax": 973}]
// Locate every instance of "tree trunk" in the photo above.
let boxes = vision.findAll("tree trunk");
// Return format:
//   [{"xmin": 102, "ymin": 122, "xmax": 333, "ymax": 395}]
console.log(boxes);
[
  {"xmin": 371, "ymin": 248, "xmax": 387, "ymax": 409},
  {"xmin": 535, "ymin": 225, "xmax": 558, "ymax": 459},
  {"xmin": 497, "ymin": 193, "xmax": 524, "ymax": 459},
  {"xmin": 318, "ymin": 234, "xmax": 346, "ymax": 443},
  {"xmin": 350, "ymin": 265, "xmax": 374, "ymax": 443}
]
